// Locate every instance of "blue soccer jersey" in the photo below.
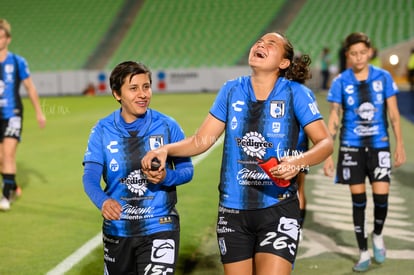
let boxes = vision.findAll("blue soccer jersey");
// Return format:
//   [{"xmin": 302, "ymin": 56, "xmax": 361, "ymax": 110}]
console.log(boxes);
[
  {"xmin": 296, "ymin": 127, "xmax": 309, "ymax": 153},
  {"xmin": 296, "ymin": 92, "xmax": 317, "ymax": 153},
  {"xmin": 83, "ymin": 109, "xmax": 193, "ymax": 237},
  {"xmin": 0, "ymin": 52, "xmax": 30, "ymax": 118},
  {"xmin": 209, "ymin": 76, "xmax": 322, "ymax": 210},
  {"xmin": 327, "ymin": 65, "xmax": 398, "ymax": 148}
]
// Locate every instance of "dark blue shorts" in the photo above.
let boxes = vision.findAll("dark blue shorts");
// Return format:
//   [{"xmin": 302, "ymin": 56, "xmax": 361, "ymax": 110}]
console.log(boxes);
[
  {"xmin": 336, "ymin": 146, "xmax": 391, "ymax": 184},
  {"xmin": 216, "ymin": 197, "xmax": 300, "ymax": 264},
  {"xmin": 103, "ymin": 230, "xmax": 179, "ymax": 274},
  {"xmin": 0, "ymin": 116, "xmax": 23, "ymax": 141}
]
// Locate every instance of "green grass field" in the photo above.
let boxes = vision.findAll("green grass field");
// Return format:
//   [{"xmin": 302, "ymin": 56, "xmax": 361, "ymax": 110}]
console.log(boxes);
[{"xmin": 0, "ymin": 92, "xmax": 413, "ymax": 274}]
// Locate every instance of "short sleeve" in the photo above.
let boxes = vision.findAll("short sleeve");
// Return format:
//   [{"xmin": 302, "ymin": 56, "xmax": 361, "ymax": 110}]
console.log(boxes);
[
  {"xmin": 83, "ymin": 122, "xmax": 105, "ymax": 165},
  {"xmin": 327, "ymin": 75, "xmax": 343, "ymax": 104}
]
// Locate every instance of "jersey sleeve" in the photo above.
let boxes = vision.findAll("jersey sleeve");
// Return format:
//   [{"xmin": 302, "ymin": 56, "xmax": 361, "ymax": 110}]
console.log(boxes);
[
  {"xmin": 326, "ymin": 74, "xmax": 343, "ymax": 103},
  {"xmin": 83, "ymin": 121, "xmax": 105, "ymax": 165},
  {"xmin": 209, "ymin": 80, "xmax": 235, "ymax": 122},
  {"xmin": 15, "ymin": 55, "xmax": 30, "ymax": 81},
  {"xmin": 383, "ymin": 70, "xmax": 399, "ymax": 98},
  {"xmin": 82, "ymin": 162, "xmax": 108, "ymax": 210},
  {"xmin": 294, "ymin": 84, "xmax": 323, "ymax": 127},
  {"xmin": 82, "ymin": 121, "xmax": 108, "ymax": 210}
]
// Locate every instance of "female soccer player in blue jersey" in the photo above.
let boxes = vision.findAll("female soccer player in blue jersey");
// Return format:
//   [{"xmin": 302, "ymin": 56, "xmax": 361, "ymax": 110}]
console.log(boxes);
[
  {"xmin": 0, "ymin": 19, "xmax": 46, "ymax": 211},
  {"xmin": 142, "ymin": 32, "xmax": 333, "ymax": 275},
  {"xmin": 323, "ymin": 32, "xmax": 406, "ymax": 272},
  {"xmin": 82, "ymin": 61, "xmax": 194, "ymax": 274}
]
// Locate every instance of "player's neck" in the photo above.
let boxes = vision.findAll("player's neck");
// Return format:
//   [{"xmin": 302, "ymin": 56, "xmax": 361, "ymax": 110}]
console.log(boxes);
[
  {"xmin": 353, "ymin": 66, "xmax": 369, "ymax": 81},
  {"xmin": 251, "ymin": 72, "xmax": 278, "ymax": 100},
  {"xmin": 0, "ymin": 48, "xmax": 8, "ymax": 62}
]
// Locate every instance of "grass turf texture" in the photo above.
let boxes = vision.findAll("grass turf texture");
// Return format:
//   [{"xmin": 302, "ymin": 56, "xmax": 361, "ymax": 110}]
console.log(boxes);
[{"xmin": 0, "ymin": 92, "xmax": 413, "ymax": 274}]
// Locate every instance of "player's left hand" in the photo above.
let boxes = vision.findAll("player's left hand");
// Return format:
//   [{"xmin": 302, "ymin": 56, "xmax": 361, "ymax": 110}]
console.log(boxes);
[{"xmin": 270, "ymin": 157, "xmax": 301, "ymax": 181}]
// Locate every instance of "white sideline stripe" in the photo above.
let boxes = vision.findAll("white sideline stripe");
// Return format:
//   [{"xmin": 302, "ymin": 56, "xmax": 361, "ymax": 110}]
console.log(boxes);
[
  {"xmin": 46, "ymin": 233, "xmax": 102, "ymax": 275},
  {"xmin": 46, "ymin": 137, "xmax": 224, "ymax": 275}
]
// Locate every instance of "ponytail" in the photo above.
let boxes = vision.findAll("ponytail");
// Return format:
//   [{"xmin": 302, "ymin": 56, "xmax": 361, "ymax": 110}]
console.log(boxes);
[{"xmin": 284, "ymin": 54, "xmax": 312, "ymax": 84}]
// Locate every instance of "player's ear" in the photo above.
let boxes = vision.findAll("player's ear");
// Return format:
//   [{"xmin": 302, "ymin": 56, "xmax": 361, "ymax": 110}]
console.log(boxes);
[
  {"xmin": 368, "ymin": 48, "xmax": 373, "ymax": 59},
  {"xmin": 279, "ymin": 58, "xmax": 290, "ymax": 70},
  {"xmin": 112, "ymin": 90, "xmax": 121, "ymax": 103}
]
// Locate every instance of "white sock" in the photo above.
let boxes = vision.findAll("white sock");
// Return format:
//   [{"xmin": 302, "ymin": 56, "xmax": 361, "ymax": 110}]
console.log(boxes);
[
  {"xmin": 359, "ymin": 250, "xmax": 370, "ymax": 262},
  {"xmin": 372, "ymin": 233, "xmax": 384, "ymax": 249}
]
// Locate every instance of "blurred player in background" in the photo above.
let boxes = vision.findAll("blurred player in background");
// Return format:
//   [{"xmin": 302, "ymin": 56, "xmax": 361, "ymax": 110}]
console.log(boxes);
[
  {"xmin": 82, "ymin": 61, "xmax": 193, "ymax": 274},
  {"xmin": 323, "ymin": 32, "xmax": 406, "ymax": 272},
  {"xmin": 0, "ymin": 18, "xmax": 46, "ymax": 211},
  {"xmin": 142, "ymin": 32, "xmax": 333, "ymax": 275},
  {"xmin": 320, "ymin": 47, "xmax": 331, "ymax": 90}
]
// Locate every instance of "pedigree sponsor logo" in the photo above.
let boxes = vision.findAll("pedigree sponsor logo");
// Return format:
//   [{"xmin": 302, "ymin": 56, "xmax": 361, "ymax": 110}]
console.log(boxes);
[
  {"xmin": 236, "ymin": 131, "xmax": 273, "ymax": 158},
  {"xmin": 120, "ymin": 170, "xmax": 148, "ymax": 196}
]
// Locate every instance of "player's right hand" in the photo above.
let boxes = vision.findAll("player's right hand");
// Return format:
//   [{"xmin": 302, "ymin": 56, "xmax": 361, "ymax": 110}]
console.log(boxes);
[{"xmin": 101, "ymin": 199, "xmax": 122, "ymax": 220}]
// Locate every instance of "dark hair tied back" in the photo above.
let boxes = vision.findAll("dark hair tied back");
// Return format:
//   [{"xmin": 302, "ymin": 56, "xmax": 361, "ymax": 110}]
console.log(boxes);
[{"xmin": 284, "ymin": 54, "xmax": 312, "ymax": 84}]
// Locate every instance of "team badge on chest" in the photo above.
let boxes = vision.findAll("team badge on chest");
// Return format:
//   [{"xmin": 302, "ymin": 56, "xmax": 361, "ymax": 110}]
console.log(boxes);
[
  {"xmin": 270, "ymin": 101, "xmax": 285, "ymax": 118},
  {"xmin": 149, "ymin": 135, "xmax": 164, "ymax": 150}
]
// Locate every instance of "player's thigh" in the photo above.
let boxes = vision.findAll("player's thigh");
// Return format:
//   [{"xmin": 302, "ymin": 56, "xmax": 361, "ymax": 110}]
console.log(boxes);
[
  {"xmin": 372, "ymin": 181, "xmax": 389, "ymax": 194},
  {"xmin": 3, "ymin": 137, "xmax": 18, "ymax": 158},
  {"xmin": 349, "ymin": 183, "xmax": 366, "ymax": 194},
  {"xmin": 0, "ymin": 120, "xmax": 8, "ymax": 166},
  {"xmin": 254, "ymin": 252, "xmax": 292, "ymax": 275},
  {"xmin": 223, "ymin": 258, "xmax": 253, "ymax": 275}
]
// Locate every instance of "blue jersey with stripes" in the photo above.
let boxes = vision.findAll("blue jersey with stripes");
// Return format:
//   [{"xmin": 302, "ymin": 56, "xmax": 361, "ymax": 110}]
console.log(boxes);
[
  {"xmin": 209, "ymin": 76, "xmax": 322, "ymax": 210},
  {"xmin": 297, "ymin": 127, "xmax": 309, "ymax": 152},
  {"xmin": 83, "ymin": 109, "xmax": 193, "ymax": 237},
  {"xmin": 0, "ymin": 52, "xmax": 30, "ymax": 118},
  {"xmin": 296, "ymin": 89, "xmax": 317, "ymax": 153},
  {"xmin": 327, "ymin": 65, "xmax": 398, "ymax": 148}
]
